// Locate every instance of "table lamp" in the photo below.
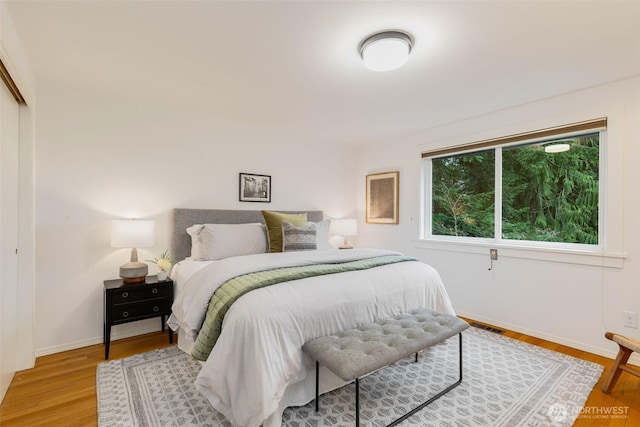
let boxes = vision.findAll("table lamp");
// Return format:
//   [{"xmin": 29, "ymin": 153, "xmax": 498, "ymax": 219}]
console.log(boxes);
[
  {"xmin": 111, "ymin": 219, "xmax": 155, "ymax": 283},
  {"xmin": 330, "ymin": 219, "xmax": 358, "ymax": 249}
]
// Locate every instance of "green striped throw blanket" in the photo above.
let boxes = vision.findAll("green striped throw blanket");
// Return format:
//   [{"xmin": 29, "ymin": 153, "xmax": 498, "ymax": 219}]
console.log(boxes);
[{"xmin": 191, "ymin": 254, "xmax": 416, "ymax": 361}]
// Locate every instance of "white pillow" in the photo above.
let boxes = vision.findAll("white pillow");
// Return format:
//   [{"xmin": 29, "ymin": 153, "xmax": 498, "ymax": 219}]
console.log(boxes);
[
  {"xmin": 186, "ymin": 224, "xmax": 205, "ymax": 259},
  {"xmin": 314, "ymin": 220, "xmax": 331, "ymax": 250},
  {"xmin": 187, "ymin": 221, "xmax": 327, "ymax": 258},
  {"xmin": 198, "ymin": 223, "xmax": 267, "ymax": 260}
]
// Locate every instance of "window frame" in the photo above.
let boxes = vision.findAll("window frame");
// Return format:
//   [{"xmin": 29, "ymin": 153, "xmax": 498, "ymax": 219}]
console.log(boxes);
[{"xmin": 422, "ymin": 126, "xmax": 606, "ymax": 253}]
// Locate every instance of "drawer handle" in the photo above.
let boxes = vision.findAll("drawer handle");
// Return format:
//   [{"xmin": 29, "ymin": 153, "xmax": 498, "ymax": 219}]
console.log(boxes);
[
  {"xmin": 152, "ymin": 288, "xmax": 158, "ymax": 294},
  {"xmin": 122, "ymin": 292, "xmax": 129, "ymax": 298},
  {"xmin": 122, "ymin": 311, "xmax": 129, "ymax": 318},
  {"xmin": 153, "ymin": 306, "xmax": 159, "ymax": 312}
]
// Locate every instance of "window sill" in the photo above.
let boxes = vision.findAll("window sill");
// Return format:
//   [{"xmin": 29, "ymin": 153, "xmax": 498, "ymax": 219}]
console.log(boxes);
[{"xmin": 413, "ymin": 239, "xmax": 626, "ymax": 268}]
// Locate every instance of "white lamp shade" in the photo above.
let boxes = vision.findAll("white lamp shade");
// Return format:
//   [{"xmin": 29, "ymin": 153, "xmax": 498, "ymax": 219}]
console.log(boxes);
[
  {"xmin": 330, "ymin": 219, "xmax": 358, "ymax": 237},
  {"xmin": 111, "ymin": 219, "xmax": 155, "ymax": 248}
]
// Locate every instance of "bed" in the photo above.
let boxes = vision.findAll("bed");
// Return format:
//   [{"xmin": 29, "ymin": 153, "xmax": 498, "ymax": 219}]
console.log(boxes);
[{"xmin": 167, "ymin": 208, "xmax": 455, "ymax": 427}]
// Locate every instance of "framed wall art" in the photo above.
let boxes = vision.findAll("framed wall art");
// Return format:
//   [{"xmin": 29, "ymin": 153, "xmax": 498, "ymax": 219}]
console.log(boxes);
[
  {"xmin": 239, "ymin": 173, "xmax": 271, "ymax": 202},
  {"xmin": 366, "ymin": 171, "xmax": 399, "ymax": 224}
]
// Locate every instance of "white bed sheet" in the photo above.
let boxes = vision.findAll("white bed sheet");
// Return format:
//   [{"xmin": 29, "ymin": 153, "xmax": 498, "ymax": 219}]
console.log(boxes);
[
  {"xmin": 170, "ymin": 258, "xmax": 215, "ymax": 354},
  {"xmin": 169, "ymin": 257, "xmax": 215, "ymax": 298},
  {"xmin": 169, "ymin": 249, "xmax": 455, "ymax": 427}
]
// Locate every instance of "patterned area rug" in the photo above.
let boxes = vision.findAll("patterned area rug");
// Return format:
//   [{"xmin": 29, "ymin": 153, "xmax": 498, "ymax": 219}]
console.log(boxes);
[{"xmin": 97, "ymin": 327, "xmax": 603, "ymax": 426}]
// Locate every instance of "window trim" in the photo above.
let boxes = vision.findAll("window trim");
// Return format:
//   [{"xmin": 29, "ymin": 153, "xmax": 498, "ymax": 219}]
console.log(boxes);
[{"xmin": 421, "ymin": 117, "xmax": 606, "ymax": 159}]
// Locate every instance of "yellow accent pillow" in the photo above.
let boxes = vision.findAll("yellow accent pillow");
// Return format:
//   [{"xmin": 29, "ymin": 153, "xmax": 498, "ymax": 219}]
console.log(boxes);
[{"xmin": 261, "ymin": 211, "xmax": 308, "ymax": 253}]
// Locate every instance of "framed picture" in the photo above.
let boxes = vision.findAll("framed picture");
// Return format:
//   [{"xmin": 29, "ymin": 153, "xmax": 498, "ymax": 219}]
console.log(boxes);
[
  {"xmin": 239, "ymin": 173, "xmax": 271, "ymax": 202},
  {"xmin": 366, "ymin": 171, "xmax": 399, "ymax": 224}
]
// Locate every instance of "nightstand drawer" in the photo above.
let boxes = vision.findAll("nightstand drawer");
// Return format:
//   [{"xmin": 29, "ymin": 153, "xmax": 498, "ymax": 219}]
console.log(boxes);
[
  {"xmin": 111, "ymin": 284, "xmax": 170, "ymax": 304},
  {"xmin": 111, "ymin": 300, "xmax": 170, "ymax": 322}
]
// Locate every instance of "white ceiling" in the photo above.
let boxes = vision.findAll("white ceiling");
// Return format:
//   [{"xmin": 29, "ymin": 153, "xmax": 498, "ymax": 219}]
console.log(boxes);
[{"xmin": 6, "ymin": 1, "xmax": 640, "ymax": 146}]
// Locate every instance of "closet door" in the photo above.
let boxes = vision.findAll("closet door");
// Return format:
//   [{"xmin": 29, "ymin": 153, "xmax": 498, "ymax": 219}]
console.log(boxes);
[{"xmin": 0, "ymin": 77, "xmax": 20, "ymax": 402}]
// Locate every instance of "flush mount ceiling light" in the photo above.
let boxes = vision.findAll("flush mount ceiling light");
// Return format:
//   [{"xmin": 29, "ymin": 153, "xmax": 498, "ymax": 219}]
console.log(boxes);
[
  {"xmin": 544, "ymin": 142, "xmax": 571, "ymax": 153},
  {"xmin": 359, "ymin": 31, "xmax": 413, "ymax": 72}
]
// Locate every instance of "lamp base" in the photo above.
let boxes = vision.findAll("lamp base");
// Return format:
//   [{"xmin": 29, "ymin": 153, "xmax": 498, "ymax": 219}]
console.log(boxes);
[
  {"xmin": 339, "ymin": 237, "xmax": 353, "ymax": 249},
  {"xmin": 119, "ymin": 261, "xmax": 148, "ymax": 283}
]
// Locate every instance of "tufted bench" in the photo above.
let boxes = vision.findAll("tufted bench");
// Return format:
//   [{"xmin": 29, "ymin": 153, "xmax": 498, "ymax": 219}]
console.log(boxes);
[{"xmin": 303, "ymin": 308, "xmax": 469, "ymax": 426}]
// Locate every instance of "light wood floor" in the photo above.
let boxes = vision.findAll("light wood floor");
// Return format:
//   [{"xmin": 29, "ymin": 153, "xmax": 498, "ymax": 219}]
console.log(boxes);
[{"xmin": 0, "ymin": 324, "xmax": 638, "ymax": 426}]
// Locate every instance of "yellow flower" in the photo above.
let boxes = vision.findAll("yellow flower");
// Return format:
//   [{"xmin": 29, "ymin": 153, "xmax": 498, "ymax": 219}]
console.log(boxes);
[
  {"xmin": 146, "ymin": 249, "xmax": 172, "ymax": 272},
  {"xmin": 157, "ymin": 258, "xmax": 172, "ymax": 272}
]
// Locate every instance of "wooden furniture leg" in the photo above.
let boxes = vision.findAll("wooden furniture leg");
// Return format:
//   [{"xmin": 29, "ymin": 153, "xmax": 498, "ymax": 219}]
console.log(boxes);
[{"xmin": 602, "ymin": 331, "xmax": 640, "ymax": 393}]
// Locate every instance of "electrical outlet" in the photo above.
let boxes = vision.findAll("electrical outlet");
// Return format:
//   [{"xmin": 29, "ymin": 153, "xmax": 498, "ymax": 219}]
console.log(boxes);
[
  {"xmin": 623, "ymin": 311, "xmax": 638, "ymax": 328},
  {"xmin": 490, "ymin": 249, "xmax": 498, "ymax": 260}
]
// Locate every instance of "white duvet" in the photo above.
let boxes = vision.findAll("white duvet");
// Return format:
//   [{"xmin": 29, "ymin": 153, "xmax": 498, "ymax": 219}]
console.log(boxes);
[{"xmin": 169, "ymin": 248, "xmax": 455, "ymax": 427}]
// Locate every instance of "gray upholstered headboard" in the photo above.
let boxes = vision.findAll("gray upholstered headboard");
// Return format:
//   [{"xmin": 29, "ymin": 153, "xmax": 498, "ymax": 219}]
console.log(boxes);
[{"xmin": 171, "ymin": 209, "xmax": 324, "ymax": 263}]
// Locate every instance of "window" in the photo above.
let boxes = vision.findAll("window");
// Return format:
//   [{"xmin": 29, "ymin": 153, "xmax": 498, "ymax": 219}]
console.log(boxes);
[
  {"xmin": 501, "ymin": 134, "xmax": 599, "ymax": 244},
  {"xmin": 424, "ymin": 119, "xmax": 605, "ymax": 248},
  {"xmin": 432, "ymin": 150, "xmax": 495, "ymax": 238}
]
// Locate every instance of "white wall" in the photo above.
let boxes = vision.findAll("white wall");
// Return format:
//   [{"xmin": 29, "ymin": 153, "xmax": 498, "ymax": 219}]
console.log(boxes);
[
  {"xmin": 356, "ymin": 76, "xmax": 640, "ymax": 361},
  {"xmin": 34, "ymin": 80, "xmax": 358, "ymax": 355}
]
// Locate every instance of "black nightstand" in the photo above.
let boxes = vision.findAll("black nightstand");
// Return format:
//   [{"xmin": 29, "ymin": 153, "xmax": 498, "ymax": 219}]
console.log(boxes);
[{"xmin": 103, "ymin": 275, "xmax": 174, "ymax": 359}]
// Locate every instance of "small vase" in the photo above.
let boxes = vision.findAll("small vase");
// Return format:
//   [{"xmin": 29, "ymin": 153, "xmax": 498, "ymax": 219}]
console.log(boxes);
[{"xmin": 157, "ymin": 270, "xmax": 168, "ymax": 281}]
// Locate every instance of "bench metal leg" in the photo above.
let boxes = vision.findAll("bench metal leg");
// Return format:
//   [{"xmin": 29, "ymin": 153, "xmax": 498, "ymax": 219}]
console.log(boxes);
[
  {"xmin": 386, "ymin": 332, "xmax": 464, "ymax": 427},
  {"xmin": 352, "ymin": 332, "xmax": 464, "ymax": 427},
  {"xmin": 315, "ymin": 333, "xmax": 464, "ymax": 426},
  {"xmin": 355, "ymin": 378, "xmax": 360, "ymax": 426},
  {"xmin": 315, "ymin": 361, "xmax": 319, "ymax": 412}
]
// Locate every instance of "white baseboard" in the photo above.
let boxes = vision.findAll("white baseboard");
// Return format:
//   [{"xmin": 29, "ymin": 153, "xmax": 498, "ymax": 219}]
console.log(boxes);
[
  {"xmin": 457, "ymin": 310, "xmax": 640, "ymax": 366},
  {"xmin": 35, "ymin": 321, "xmax": 163, "ymax": 357}
]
